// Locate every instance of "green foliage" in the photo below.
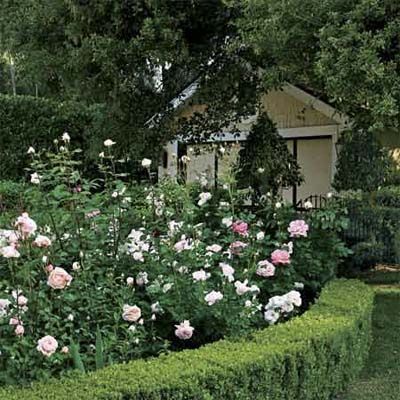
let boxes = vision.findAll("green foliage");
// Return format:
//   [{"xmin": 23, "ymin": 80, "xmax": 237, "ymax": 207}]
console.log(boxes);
[
  {"xmin": 0, "ymin": 180, "xmax": 27, "ymax": 213},
  {"xmin": 0, "ymin": 279, "xmax": 374, "ymax": 400},
  {"xmin": 0, "ymin": 95, "xmax": 109, "ymax": 180},
  {"xmin": 375, "ymin": 186, "xmax": 400, "ymax": 208},
  {"xmin": 333, "ymin": 130, "xmax": 392, "ymax": 192},
  {"xmin": 0, "ymin": 137, "xmax": 349, "ymax": 386},
  {"xmin": 95, "ymin": 327, "xmax": 105, "ymax": 371},
  {"xmin": 1, "ymin": 1, "xmax": 260, "ymax": 157},
  {"xmin": 239, "ymin": 0, "xmax": 400, "ymax": 132},
  {"xmin": 236, "ymin": 113, "xmax": 302, "ymax": 196},
  {"xmin": 70, "ymin": 342, "xmax": 85, "ymax": 374}
]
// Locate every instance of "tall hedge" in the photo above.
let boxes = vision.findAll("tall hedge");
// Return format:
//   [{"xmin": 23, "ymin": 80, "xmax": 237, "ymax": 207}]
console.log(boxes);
[
  {"xmin": 0, "ymin": 279, "xmax": 374, "ymax": 400},
  {"xmin": 0, "ymin": 95, "xmax": 109, "ymax": 180}
]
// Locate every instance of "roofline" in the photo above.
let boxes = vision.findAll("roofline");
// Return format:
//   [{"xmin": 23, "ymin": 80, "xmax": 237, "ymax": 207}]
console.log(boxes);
[{"xmin": 282, "ymin": 84, "xmax": 349, "ymax": 126}]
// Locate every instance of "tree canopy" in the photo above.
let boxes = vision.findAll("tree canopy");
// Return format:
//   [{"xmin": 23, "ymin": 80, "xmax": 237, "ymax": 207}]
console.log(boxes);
[{"xmin": 239, "ymin": 0, "xmax": 400, "ymax": 133}]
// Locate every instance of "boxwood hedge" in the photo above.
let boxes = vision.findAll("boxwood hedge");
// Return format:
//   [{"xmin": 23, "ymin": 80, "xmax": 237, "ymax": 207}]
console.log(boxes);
[
  {"xmin": 0, "ymin": 279, "xmax": 374, "ymax": 400},
  {"xmin": 0, "ymin": 95, "xmax": 108, "ymax": 180}
]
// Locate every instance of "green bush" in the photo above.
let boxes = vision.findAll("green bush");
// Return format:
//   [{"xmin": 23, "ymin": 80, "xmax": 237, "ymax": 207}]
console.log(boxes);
[
  {"xmin": 0, "ymin": 279, "xmax": 374, "ymax": 400},
  {"xmin": 0, "ymin": 95, "xmax": 108, "ymax": 180},
  {"xmin": 375, "ymin": 186, "xmax": 400, "ymax": 208}
]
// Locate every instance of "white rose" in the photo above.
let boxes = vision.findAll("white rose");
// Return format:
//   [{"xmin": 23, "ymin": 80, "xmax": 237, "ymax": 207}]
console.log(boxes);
[{"xmin": 141, "ymin": 158, "xmax": 152, "ymax": 168}]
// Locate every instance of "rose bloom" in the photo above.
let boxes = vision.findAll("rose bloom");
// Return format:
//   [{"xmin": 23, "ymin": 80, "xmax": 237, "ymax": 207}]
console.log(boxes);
[
  {"xmin": 271, "ymin": 249, "xmax": 291, "ymax": 265},
  {"xmin": 264, "ymin": 309, "xmax": 280, "ymax": 325},
  {"xmin": 15, "ymin": 213, "xmax": 37, "ymax": 238},
  {"xmin": 0, "ymin": 245, "xmax": 20, "ymax": 258},
  {"xmin": 222, "ymin": 216, "xmax": 233, "ymax": 227},
  {"xmin": 288, "ymin": 220, "xmax": 309, "ymax": 238},
  {"xmin": 256, "ymin": 260, "xmax": 276, "ymax": 277},
  {"xmin": 198, "ymin": 192, "xmax": 212, "ymax": 206},
  {"xmin": 16, "ymin": 295, "xmax": 28, "ymax": 307},
  {"xmin": 231, "ymin": 220, "xmax": 249, "ymax": 236},
  {"xmin": 126, "ymin": 277, "xmax": 134, "ymax": 286},
  {"xmin": 33, "ymin": 234, "xmax": 52, "ymax": 248},
  {"xmin": 285, "ymin": 290, "xmax": 302, "ymax": 307},
  {"xmin": 141, "ymin": 158, "xmax": 152, "ymax": 168},
  {"xmin": 61, "ymin": 346, "xmax": 69, "ymax": 354},
  {"xmin": 206, "ymin": 244, "xmax": 222, "ymax": 253},
  {"xmin": 204, "ymin": 290, "xmax": 223, "ymax": 306},
  {"xmin": 220, "ymin": 262, "xmax": 235, "ymax": 282},
  {"xmin": 15, "ymin": 324, "xmax": 25, "ymax": 336},
  {"xmin": 192, "ymin": 269, "xmax": 210, "ymax": 282},
  {"xmin": 174, "ymin": 320, "xmax": 194, "ymax": 340},
  {"xmin": 234, "ymin": 280, "xmax": 250, "ymax": 296},
  {"xmin": 37, "ymin": 335, "xmax": 58, "ymax": 357},
  {"xmin": 47, "ymin": 267, "xmax": 73, "ymax": 289},
  {"xmin": 0, "ymin": 299, "xmax": 11, "ymax": 317},
  {"xmin": 136, "ymin": 271, "xmax": 148, "ymax": 286},
  {"xmin": 104, "ymin": 139, "xmax": 116, "ymax": 147},
  {"xmin": 229, "ymin": 241, "xmax": 248, "ymax": 255},
  {"xmin": 9, "ymin": 317, "xmax": 22, "ymax": 326},
  {"xmin": 122, "ymin": 305, "xmax": 142, "ymax": 322}
]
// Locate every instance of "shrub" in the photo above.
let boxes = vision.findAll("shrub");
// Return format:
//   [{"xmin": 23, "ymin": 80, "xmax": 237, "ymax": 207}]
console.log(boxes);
[
  {"xmin": 375, "ymin": 186, "xmax": 400, "ymax": 208},
  {"xmin": 236, "ymin": 113, "xmax": 302, "ymax": 196},
  {"xmin": 0, "ymin": 136, "xmax": 350, "ymax": 386},
  {"xmin": 333, "ymin": 130, "xmax": 392, "ymax": 192},
  {"xmin": 0, "ymin": 95, "xmax": 109, "ymax": 180},
  {"xmin": 0, "ymin": 279, "xmax": 375, "ymax": 400}
]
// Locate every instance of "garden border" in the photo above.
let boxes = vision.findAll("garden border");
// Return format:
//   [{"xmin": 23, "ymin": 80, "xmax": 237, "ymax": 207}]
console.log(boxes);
[{"xmin": 0, "ymin": 279, "xmax": 374, "ymax": 400}]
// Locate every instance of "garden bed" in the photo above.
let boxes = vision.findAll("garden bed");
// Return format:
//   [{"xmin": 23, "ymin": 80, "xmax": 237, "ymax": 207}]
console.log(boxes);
[{"xmin": 0, "ymin": 279, "xmax": 374, "ymax": 400}]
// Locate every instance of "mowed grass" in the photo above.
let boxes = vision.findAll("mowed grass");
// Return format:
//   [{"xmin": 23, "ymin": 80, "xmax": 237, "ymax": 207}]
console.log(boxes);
[{"xmin": 339, "ymin": 287, "xmax": 400, "ymax": 399}]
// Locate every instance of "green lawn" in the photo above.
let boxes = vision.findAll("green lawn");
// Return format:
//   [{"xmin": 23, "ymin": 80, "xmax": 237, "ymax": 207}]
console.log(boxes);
[{"xmin": 339, "ymin": 287, "xmax": 400, "ymax": 399}]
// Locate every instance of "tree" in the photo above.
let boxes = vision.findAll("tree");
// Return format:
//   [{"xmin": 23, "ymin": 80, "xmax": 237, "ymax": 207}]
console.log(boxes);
[
  {"xmin": 1, "ymin": 0, "xmax": 259, "ymax": 162},
  {"xmin": 239, "ymin": 0, "xmax": 400, "ymax": 133},
  {"xmin": 333, "ymin": 129, "xmax": 391, "ymax": 192},
  {"xmin": 236, "ymin": 113, "xmax": 302, "ymax": 196}
]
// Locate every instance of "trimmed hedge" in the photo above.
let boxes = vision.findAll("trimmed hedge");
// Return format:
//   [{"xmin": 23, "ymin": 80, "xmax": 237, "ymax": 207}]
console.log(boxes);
[
  {"xmin": 0, "ymin": 279, "xmax": 374, "ymax": 400},
  {"xmin": 0, "ymin": 95, "xmax": 109, "ymax": 180}
]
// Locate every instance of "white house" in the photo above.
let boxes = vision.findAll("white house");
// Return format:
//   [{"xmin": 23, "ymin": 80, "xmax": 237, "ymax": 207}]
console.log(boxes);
[{"xmin": 157, "ymin": 83, "xmax": 349, "ymax": 206}]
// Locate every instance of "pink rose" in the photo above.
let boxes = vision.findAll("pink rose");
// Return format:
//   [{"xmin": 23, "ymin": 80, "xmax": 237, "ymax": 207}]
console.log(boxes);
[
  {"xmin": 192, "ymin": 269, "xmax": 210, "ymax": 282},
  {"xmin": 206, "ymin": 244, "xmax": 222, "ymax": 253},
  {"xmin": 204, "ymin": 290, "xmax": 223, "ymax": 306},
  {"xmin": 231, "ymin": 221, "xmax": 249, "ymax": 236},
  {"xmin": 271, "ymin": 249, "xmax": 291, "ymax": 265},
  {"xmin": 33, "ymin": 235, "xmax": 52, "ymax": 248},
  {"xmin": 174, "ymin": 320, "xmax": 194, "ymax": 340},
  {"xmin": 16, "ymin": 295, "xmax": 28, "ymax": 307},
  {"xmin": 47, "ymin": 267, "xmax": 73, "ymax": 289},
  {"xmin": 0, "ymin": 230, "xmax": 19, "ymax": 245},
  {"xmin": 37, "ymin": 335, "xmax": 58, "ymax": 357},
  {"xmin": 256, "ymin": 260, "xmax": 276, "ymax": 277},
  {"xmin": 219, "ymin": 262, "xmax": 235, "ymax": 282},
  {"xmin": 288, "ymin": 220, "xmax": 309, "ymax": 238},
  {"xmin": 61, "ymin": 346, "xmax": 69, "ymax": 354},
  {"xmin": 229, "ymin": 241, "xmax": 248, "ymax": 255},
  {"xmin": 0, "ymin": 245, "xmax": 20, "ymax": 258},
  {"xmin": 9, "ymin": 317, "xmax": 22, "ymax": 326},
  {"xmin": 15, "ymin": 213, "xmax": 37, "ymax": 239},
  {"xmin": 122, "ymin": 305, "xmax": 141, "ymax": 322},
  {"xmin": 15, "ymin": 324, "xmax": 25, "ymax": 336}
]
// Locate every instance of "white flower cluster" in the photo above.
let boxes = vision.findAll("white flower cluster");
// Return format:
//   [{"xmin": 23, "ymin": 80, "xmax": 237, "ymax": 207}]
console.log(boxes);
[
  {"xmin": 126, "ymin": 229, "xmax": 151, "ymax": 262},
  {"xmin": 264, "ymin": 290, "xmax": 302, "ymax": 325}
]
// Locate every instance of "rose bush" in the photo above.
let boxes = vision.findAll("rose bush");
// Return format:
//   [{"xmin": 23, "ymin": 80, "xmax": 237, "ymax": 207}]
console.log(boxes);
[{"xmin": 0, "ymin": 135, "xmax": 349, "ymax": 386}]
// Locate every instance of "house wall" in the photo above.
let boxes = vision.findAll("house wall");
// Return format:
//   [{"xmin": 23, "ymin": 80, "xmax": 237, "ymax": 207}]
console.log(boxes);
[
  {"xmin": 261, "ymin": 90, "xmax": 336, "ymax": 128},
  {"xmin": 158, "ymin": 86, "xmax": 343, "ymax": 205}
]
